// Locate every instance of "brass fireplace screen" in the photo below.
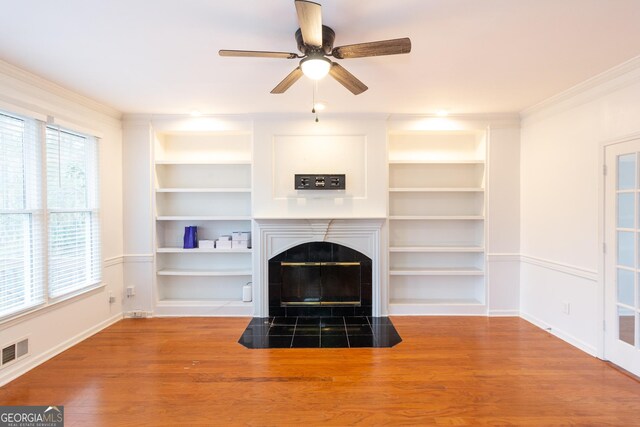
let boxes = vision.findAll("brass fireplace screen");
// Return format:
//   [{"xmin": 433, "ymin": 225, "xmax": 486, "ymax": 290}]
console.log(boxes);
[{"xmin": 280, "ymin": 261, "xmax": 361, "ymax": 306}]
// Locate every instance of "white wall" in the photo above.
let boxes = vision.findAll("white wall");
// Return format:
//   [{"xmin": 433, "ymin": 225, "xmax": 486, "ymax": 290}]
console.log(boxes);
[
  {"xmin": 253, "ymin": 116, "xmax": 388, "ymax": 219},
  {"xmin": 520, "ymin": 58, "xmax": 640, "ymax": 356},
  {"xmin": 0, "ymin": 61, "xmax": 124, "ymax": 385}
]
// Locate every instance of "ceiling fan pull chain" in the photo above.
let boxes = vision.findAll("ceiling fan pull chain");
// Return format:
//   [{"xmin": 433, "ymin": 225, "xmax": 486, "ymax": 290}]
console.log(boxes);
[{"xmin": 313, "ymin": 81, "xmax": 319, "ymax": 122}]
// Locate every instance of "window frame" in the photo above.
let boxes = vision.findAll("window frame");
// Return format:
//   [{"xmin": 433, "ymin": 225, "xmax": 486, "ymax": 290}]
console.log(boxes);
[{"xmin": 0, "ymin": 109, "xmax": 102, "ymax": 324}]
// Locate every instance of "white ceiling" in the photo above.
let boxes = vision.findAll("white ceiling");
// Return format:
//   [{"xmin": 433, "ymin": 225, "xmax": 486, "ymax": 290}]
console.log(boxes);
[{"xmin": 1, "ymin": 0, "xmax": 640, "ymax": 115}]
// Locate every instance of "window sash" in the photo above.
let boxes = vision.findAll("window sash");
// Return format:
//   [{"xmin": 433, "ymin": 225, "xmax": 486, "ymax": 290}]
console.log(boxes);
[{"xmin": 46, "ymin": 126, "xmax": 101, "ymax": 300}]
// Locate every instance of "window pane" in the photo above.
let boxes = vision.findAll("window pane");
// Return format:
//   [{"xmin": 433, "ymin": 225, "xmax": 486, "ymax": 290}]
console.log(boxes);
[
  {"xmin": 618, "ymin": 193, "xmax": 634, "ymax": 228},
  {"xmin": 0, "ymin": 114, "xmax": 25, "ymax": 210},
  {"xmin": 618, "ymin": 306, "xmax": 635, "ymax": 346},
  {"xmin": 48, "ymin": 212, "xmax": 92, "ymax": 297},
  {"xmin": 46, "ymin": 128, "xmax": 93, "ymax": 209},
  {"xmin": 0, "ymin": 214, "xmax": 44, "ymax": 317},
  {"xmin": 617, "ymin": 231, "xmax": 635, "ymax": 267},
  {"xmin": 618, "ymin": 154, "xmax": 636, "ymax": 190},
  {"xmin": 617, "ymin": 269, "xmax": 634, "ymax": 306}
]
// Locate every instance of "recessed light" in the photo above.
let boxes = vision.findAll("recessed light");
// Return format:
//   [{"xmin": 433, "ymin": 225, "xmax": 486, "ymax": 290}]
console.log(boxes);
[
  {"xmin": 436, "ymin": 110, "xmax": 449, "ymax": 117},
  {"xmin": 190, "ymin": 111, "xmax": 202, "ymax": 117}
]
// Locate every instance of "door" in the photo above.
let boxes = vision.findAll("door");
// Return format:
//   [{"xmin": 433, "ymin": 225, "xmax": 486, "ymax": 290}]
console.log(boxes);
[{"xmin": 605, "ymin": 139, "xmax": 640, "ymax": 376}]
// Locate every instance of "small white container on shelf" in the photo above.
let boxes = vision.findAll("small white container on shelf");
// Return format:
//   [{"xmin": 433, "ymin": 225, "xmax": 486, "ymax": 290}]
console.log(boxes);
[
  {"xmin": 199, "ymin": 240, "xmax": 215, "ymax": 249},
  {"xmin": 216, "ymin": 239, "xmax": 232, "ymax": 249},
  {"xmin": 232, "ymin": 231, "xmax": 251, "ymax": 241},
  {"xmin": 232, "ymin": 240, "xmax": 250, "ymax": 249}
]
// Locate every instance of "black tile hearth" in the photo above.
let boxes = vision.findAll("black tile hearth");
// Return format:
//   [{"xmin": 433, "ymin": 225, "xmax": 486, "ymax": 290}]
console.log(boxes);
[{"xmin": 238, "ymin": 316, "xmax": 402, "ymax": 349}]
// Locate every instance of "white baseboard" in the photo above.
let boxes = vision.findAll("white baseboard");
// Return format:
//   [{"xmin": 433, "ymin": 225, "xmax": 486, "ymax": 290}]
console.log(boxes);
[
  {"xmin": 520, "ymin": 311, "xmax": 598, "ymax": 357},
  {"xmin": 488, "ymin": 309, "xmax": 520, "ymax": 317},
  {"xmin": 0, "ymin": 313, "xmax": 123, "ymax": 386}
]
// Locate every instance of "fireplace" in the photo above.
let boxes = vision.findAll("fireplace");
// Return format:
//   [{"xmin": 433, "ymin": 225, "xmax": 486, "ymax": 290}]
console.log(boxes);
[
  {"xmin": 269, "ymin": 242, "xmax": 372, "ymax": 317},
  {"xmin": 253, "ymin": 218, "xmax": 385, "ymax": 317}
]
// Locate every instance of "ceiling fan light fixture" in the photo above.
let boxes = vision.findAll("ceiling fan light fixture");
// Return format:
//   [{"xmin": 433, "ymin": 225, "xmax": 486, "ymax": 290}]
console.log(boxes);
[{"xmin": 300, "ymin": 55, "xmax": 331, "ymax": 80}]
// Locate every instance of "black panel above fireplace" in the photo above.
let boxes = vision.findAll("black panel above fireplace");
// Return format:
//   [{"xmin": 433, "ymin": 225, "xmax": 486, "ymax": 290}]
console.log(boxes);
[
  {"xmin": 269, "ymin": 242, "xmax": 372, "ymax": 317},
  {"xmin": 294, "ymin": 174, "xmax": 346, "ymax": 190}
]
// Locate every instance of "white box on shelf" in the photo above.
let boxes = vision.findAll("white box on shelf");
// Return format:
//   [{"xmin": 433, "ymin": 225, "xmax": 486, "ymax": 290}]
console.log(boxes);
[
  {"xmin": 219, "ymin": 235, "xmax": 232, "ymax": 241},
  {"xmin": 232, "ymin": 240, "xmax": 250, "ymax": 249},
  {"xmin": 232, "ymin": 231, "xmax": 251, "ymax": 241},
  {"xmin": 199, "ymin": 240, "xmax": 215, "ymax": 249},
  {"xmin": 216, "ymin": 239, "xmax": 232, "ymax": 249}
]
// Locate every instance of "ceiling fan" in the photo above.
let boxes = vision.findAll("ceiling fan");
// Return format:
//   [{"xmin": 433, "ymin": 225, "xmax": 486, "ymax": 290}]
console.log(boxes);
[{"xmin": 219, "ymin": 0, "xmax": 411, "ymax": 95}]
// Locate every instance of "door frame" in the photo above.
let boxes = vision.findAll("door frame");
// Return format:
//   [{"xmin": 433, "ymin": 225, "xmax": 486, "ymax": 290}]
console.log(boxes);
[{"xmin": 600, "ymin": 131, "xmax": 640, "ymax": 360}]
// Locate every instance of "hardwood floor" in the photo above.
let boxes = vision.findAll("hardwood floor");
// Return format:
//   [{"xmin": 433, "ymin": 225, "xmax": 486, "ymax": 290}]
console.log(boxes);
[{"xmin": 1, "ymin": 317, "xmax": 640, "ymax": 426}]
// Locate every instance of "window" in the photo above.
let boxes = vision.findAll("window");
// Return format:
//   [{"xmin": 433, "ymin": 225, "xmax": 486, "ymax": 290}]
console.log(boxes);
[
  {"xmin": 46, "ymin": 127, "xmax": 101, "ymax": 299},
  {"xmin": 0, "ymin": 113, "xmax": 44, "ymax": 318},
  {"xmin": 0, "ymin": 109, "xmax": 101, "ymax": 321}
]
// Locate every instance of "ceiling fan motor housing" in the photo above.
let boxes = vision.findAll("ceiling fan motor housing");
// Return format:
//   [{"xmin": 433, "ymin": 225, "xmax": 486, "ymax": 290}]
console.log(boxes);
[{"xmin": 295, "ymin": 25, "xmax": 336, "ymax": 55}]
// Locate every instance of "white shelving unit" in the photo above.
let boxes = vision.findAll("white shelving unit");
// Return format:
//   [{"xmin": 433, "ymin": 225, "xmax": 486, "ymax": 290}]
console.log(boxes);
[
  {"xmin": 388, "ymin": 131, "xmax": 487, "ymax": 315},
  {"xmin": 153, "ymin": 132, "xmax": 253, "ymax": 316}
]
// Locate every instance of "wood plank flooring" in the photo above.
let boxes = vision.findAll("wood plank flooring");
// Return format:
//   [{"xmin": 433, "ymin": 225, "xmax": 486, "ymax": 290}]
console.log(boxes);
[{"xmin": 1, "ymin": 317, "xmax": 640, "ymax": 426}]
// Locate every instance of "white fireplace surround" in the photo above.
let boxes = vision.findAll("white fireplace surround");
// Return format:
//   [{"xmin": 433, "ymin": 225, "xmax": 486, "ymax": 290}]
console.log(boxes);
[{"xmin": 253, "ymin": 218, "xmax": 386, "ymax": 317}]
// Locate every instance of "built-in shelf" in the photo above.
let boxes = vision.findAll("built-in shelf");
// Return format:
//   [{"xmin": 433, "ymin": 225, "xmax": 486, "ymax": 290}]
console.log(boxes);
[
  {"xmin": 388, "ymin": 130, "xmax": 487, "ymax": 314},
  {"xmin": 389, "ymin": 268, "xmax": 484, "ymax": 276},
  {"xmin": 389, "ymin": 246, "xmax": 485, "ymax": 253},
  {"xmin": 154, "ymin": 131, "xmax": 253, "ymax": 317},
  {"xmin": 390, "ymin": 298, "xmax": 484, "ymax": 306},
  {"xmin": 389, "ymin": 215, "xmax": 484, "ymax": 221},
  {"xmin": 157, "ymin": 269, "xmax": 253, "ymax": 277},
  {"xmin": 155, "ymin": 188, "xmax": 251, "ymax": 193},
  {"xmin": 157, "ymin": 247, "xmax": 252, "ymax": 253},
  {"xmin": 156, "ymin": 216, "xmax": 252, "ymax": 221},
  {"xmin": 388, "ymin": 159, "xmax": 485, "ymax": 165},
  {"xmin": 156, "ymin": 299, "xmax": 252, "ymax": 307},
  {"xmin": 155, "ymin": 160, "xmax": 251, "ymax": 165},
  {"xmin": 389, "ymin": 187, "xmax": 484, "ymax": 193}
]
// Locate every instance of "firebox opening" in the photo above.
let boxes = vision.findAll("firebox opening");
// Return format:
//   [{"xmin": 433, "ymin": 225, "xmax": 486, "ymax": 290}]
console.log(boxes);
[{"xmin": 268, "ymin": 242, "xmax": 372, "ymax": 317}]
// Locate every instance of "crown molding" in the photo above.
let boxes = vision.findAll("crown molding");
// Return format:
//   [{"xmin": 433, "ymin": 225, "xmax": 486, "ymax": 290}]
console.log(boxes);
[
  {"xmin": 0, "ymin": 59, "xmax": 122, "ymax": 121},
  {"xmin": 520, "ymin": 55, "xmax": 640, "ymax": 124},
  {"xmin": 386, "ymin": 113, "xmax": 521, "ymax": 131}
]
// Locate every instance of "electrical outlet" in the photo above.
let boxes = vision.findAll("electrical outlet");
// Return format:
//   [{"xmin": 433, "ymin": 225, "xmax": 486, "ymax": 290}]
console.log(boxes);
[
  {"xmin": 108, "ymin": 291, "xmax": 116, "ymax": 304},
  {"xmin": 126, "ymin": 286, "xmax": 135, "ymax": 298},
  {"xmin": 562, "ymin": 302, "xmax": 570, "ymax": 315}
]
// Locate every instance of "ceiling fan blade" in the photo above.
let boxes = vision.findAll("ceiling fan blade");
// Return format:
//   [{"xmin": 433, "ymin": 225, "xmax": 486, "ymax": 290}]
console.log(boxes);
[
  {"xmin": 219, "ymin": 50, "xmax": 299, "ymax": 59},
  {"xmin": 271, "ymin": 67, "xmax": 304, "ymax": 94},
  {"xmin": 329, "ymin": 63, "xmax": 368, "ymax": 95},
  {"xmin": 295, "ymin": 0, "xmax": 323, "ymax": 47},
  {"xmin": 332, "ymin": 38, "xmax": 411, "ymax": 59}
]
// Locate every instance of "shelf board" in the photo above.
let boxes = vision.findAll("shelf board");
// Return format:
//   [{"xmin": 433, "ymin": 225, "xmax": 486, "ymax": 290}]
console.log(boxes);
[
  {"xmin": 389, "ymin": 160, "xmax": 485, "ymax": 165},
  {"xmin": 389, "ymin": 298, "xmax": 484, "ymax": 306},
  {"xmin": 157, "ymin": 247, "xmax": 252, "ymax": 253},
  {"xmin": 157, "ymin": 269, "xmax": 252, "ymax": 277},
  {"xmin": 156, "ymin": 216, "xmax": 252, "ymax": 221},
  {"xmin": 156, "ymin": 299, "xmax": 252, "ymax": 307},
  {"xmin": 387, "ymin": 299, "xmax": 487, "ymax": 315},
  {"xmin": 155, "ymin": 160, "xmax": 251, "ymax": 165},
  {"xmin": 389, "ymin": 215, "xmax": 484, "ymax": 221},
  {"xmin": 156, "ymin": 188, "xmax": 251, "ymax": 193},
  {"xmin": 389, "ymin": 246, "xmax": 485, "ymax": 253},
  {"xmin": 389, "ymin": 267, "xmax": 484, "ymax": 276},
  {"xmin": 389, "ymin": 187, "xmax": 484, "ymax": 193}
]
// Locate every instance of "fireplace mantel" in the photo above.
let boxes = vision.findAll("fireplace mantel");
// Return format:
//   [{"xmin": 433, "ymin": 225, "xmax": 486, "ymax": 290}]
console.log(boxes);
[{"xmin": 253, "ymin": 218, "xmax": 386, "ymax": 317}]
